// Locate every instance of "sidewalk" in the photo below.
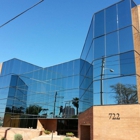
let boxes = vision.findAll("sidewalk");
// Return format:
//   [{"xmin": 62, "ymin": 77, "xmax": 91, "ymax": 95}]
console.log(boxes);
[{"xmin": 0, "ymin": 127, "xmax": 79, "ymax": 140}]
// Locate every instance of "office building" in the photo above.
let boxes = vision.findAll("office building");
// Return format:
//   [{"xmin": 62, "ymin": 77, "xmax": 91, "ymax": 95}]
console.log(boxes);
[{"xmin": 0, "ymin": 0, "xmax": 140, "ymax": 139}]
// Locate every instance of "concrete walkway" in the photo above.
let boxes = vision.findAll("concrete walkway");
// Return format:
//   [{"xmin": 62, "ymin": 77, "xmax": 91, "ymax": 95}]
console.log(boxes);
[
  {"xmin": 32, "ymin": 135, "xmax": 79, "ymax": 140},
  {"xmin": 31, "ymin": 135, "xmax": 61, "ymax": 140},
  {"xmin": 0, "ymin": 127, "xmax": 79, "ymax": 140}
]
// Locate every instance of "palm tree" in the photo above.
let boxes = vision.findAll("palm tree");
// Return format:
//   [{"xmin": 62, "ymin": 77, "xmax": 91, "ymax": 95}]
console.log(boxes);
[{"xmin": 72, "ymin": 97, "xmax": 79, "ymax": 115}]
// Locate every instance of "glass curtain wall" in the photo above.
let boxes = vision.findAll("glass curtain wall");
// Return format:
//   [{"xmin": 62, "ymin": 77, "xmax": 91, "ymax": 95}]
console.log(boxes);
[
  {"xmin": 0, "ymin": 59, "xmax": 41, "ymax": 127},
  {"xmin": 80, "ymin": 0, "xmax": 138, "ymax": 112},
  {"xmin": 2, "ymin": 59, "xmax": 80, "ymax": 128}
]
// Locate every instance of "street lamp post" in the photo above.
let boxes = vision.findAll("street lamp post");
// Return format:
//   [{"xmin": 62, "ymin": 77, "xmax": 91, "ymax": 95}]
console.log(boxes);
[
  {"xmin": 100, "ymin": 57, "xmax": 114, "ymax": 105},
  {"xmin": 100, "ymin": 57, "xmax": 105, "ymax": 105}
]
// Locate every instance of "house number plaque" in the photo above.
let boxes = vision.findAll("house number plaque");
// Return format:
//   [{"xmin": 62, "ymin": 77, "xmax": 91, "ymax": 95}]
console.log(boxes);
[{"xmin": 109, "ymin": 113, "xmax": 120, "ymax": 120}]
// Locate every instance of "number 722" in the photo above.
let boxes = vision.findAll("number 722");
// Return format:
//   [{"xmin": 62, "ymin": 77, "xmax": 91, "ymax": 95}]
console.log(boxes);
[{"xmin": 109, "ymin": 113, "xmax": 120, "ymax": 120}]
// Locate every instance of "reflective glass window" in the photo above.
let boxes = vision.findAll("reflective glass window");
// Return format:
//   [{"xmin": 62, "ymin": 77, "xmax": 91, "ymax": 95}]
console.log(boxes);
[
  {"xmin": 0, "ymin": 88, "xmax": 8, "ymax": 99},
  {"xmin": 105, "ymin": 5, "xmax": 117, "ymax": 33},
  {"xmin": 2, "ymin": 75, "xmax": 11, "ymax": 87},
  {"xmin": 93, "ymin": 59, "xmax": 102, "ymax": 81},
  {"xmin": 120, "ymin": 51, "xmax": 135, "ymax": 75},
  {"xmin": 106, "ymin": 32, "xmax": 119, "ymax": 56},
  {"xmin": 67, "ymin": 61, "xmax": 73, "ymax": 76},
  {"xmin": 73, "ymin": 75, "xmax": 79, "ymax": 88},
  {"xmin": 104, "ymin": 55, "xmax": 120, "ymax": 79},
  {"xmin": 118, "ymin": 0, "xmax": 131, "ymax": 29},
  {"xmin": 103, "ymin": 77, "xmax": 120, "ymax": 105},
  {"xmin": 104, "ymin": 76, "xmax": 137, "ymax": 105},
  {"xmin": 86, "ymin": 65, "xmax": 93, "ymax": 79},
  {"xmin": 81, "ymin": 20, "xmax": 93, "ymax": 60},
  {"xmin": 12, "ymin": 59, "xmax": 21, "ymax": 74},
  {"xmin": 119, "ymin": 27, "xmax": 133, "ymax": 53},
  {"xmin": 27, "ymin": 64, "xmax": 34, "ymax": 74},
  {"xmin": 56, "ymin": 64, "xmax": 63, "ymax": 79},
  {"xmin": 8, "ymin": 87, "xmax": 16, "ymax": 97},
  {"xmin": 94, "ymin": 36, "xmax": 105, "ymax": 60},
  {"xmin": 93, "ymin": 81, "xmax": 100, "ymax": 105},
  {"xmin": 73, "ymin": 60, "xmax": 80, "ymax": 75},
  {"xmin": 5, "ymin": 60, "xmax": 11, "ymax": 74},
  {"xmin": 52, "ymin": 66, "xmax": 57, "ymax": 79},
  {"xmin": 10, "ymin": 75, "xmax": 18, "ymax": 87},
  {"xmin": 62, "ymin": 63, "xmax": 68, "ymax": 77},
  {"xmin": 94, "ymin": 10, "xmax": 104, "ymax": 38},
  {"xmin": 86, "ymin": 43, "xmax": 93, "ymax": 63},
  {"xmin": 80, "ymin": 61, "xmax": 90, "ymax": 77},
  {"xmin": 67, "ymin": 76, "xmax": 73, "ymax": 89}
]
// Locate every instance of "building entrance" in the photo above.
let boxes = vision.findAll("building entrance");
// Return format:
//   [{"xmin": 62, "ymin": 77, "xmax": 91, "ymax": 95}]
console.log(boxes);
[
  {"xmin": 57, "ymin": 119, "xmax": 78, "ymax": 136},
  {"xmin": 80, "ymin": 125, "xmax": 90, "ymax": 140}
]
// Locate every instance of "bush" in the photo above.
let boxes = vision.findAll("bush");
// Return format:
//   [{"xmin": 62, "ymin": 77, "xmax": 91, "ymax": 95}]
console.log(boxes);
[
  {"xmin": 14, "ymin": 134, "xmax": 23, "ymax": 140},
  {"xmin": 66, "ymin": 132, "xmax": 74, "ymax": 137},
  {"xmin": 63, "ymin": 138, "xmax": 71, "ymax": 140},
  {"xmin": 44, "ymin": 130, "xmax": 51, "ymax": 135},
  {"xmin": 1, "ymin": 137, "xmax": 7, "ymax": 140}
]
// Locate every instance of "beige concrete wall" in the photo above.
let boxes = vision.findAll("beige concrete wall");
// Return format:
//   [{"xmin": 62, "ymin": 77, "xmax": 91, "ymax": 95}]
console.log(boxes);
[
  {"xmin": 79, "ymin": 105, "xmax": 140, "ymax": 140},
  {"xmin": 132, "ymin": 6, "xmax": 140, "ymax": 103},
  {"xmin": 132, "ymin": 6, "xmax": 139, "ymax": 31},
  {"xmin": 0, "ymin": 127, "xmax": 41, "ymax": 140},
  {"xmin": 37, "ymin": 119, "xmax": 57, "ymax": 132}
]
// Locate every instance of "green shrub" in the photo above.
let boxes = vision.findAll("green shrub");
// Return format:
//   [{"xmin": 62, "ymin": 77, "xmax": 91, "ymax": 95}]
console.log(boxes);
[
  {"xmin": 63, "ymin": 138, "xmax": 71, "ymax": 140},
  {"xmin": 66, "ymin": 132, "xmax": 74, "ymax": 137},
  {"xmin": 44, "ymin": 130, "xmax": 51, "ymax": 135},
  {"xmin": 1, "ymin": 137, "xmax": 7, "ymax": 140},
  {"xmin": 14, "ymin": 134, "xmax": 23, "ymax": 140}
]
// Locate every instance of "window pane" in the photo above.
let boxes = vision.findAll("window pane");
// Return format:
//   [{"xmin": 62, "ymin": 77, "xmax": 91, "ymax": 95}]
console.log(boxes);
[
  {"xmin": 93, "ymin": 59, "xmax": 102, "ymax": 81},
  {"xmin": 105, "ymin": 5, "xmax": 117, "ymax": 33},
  {"xmin": 94, "ymin": 36, "xmax": 105, "ymax": 59},
  {"xmin": 86, "ymin": 43, "xmax": 93, "ymax": 63},
  {"xmin": 120, "ymin": 51, "xmax": 135, "ymax": 75},
  {"xmin": 106, "ymin": 32, "xmax": 119, "ymax": 56},
  {"xmin": 118, "ymin": 0, "xmax": 131, "ymax": 29},
  {"xmin": 104, "ymin": 55, "xmax": 120, "ymax": 79},
  {"xmin": 94, "ymin": 10, "xmax": 104, "ymax": 38},
  {"xmin": 81, "ymin": 19, "xmax": 93, "ymax": 60},
  {"xmin": 93, "ymin": 81, "xmax": 100, "ymax": 105},
  {"xmin": 119, "ymin": 27, "xmax": 133, "ymax": 53}
]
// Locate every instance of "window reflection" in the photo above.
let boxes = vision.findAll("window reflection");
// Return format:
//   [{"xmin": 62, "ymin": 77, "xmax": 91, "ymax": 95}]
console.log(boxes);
[
  {"xmin": 105, "ymin": 5, "xmax": 117, "ymax": 33},
  {"xmin": 120, "ymin": 51, "xmax": 135, "ymax": 75},
  {"xmin": 94, "ymin": 10, "xmax": 105, "ymax": 38},
  {"xmin": 93, "ymin": 81, "xmax": 100, "ymax": 105},
  {"xmin": 106, "ymin": 32, "xmax": 119, "ymax": 56},
  {"xmin": 103, "ymin": 76, "xmax": 137, "ymax": 105},
  {"xmin": 118, "ymin": 0, "xmax": 131, "ymax": 29},
  {"xmin": 81, "ymin": 19, "xmax": 93, "ymax": 60},
  {"xmin": 94, "ymin": 36, "xmax": 105, "ymax": 60},
  {"xmin": 104, "ymin": 55, "xmax": 120, "ymax": 79},
  {"xmin": 119, "ymin": 27, "xmax": 133, "ymax": 53}
]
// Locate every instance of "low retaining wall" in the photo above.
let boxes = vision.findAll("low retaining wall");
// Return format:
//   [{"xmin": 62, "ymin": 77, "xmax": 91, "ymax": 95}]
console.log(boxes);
[{"xmin": 0, "ymin": 127, "xmax": 41, "ymax": 140}]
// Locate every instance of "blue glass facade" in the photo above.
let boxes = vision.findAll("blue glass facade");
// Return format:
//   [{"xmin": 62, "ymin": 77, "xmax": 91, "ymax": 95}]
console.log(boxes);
[
  {"xmin": 0, "ymin": 0, "xmax": 139, "ymax": 134},
  {"xmin": 80, "ymin": 0, "xmax": 139, "ymax": 111}
]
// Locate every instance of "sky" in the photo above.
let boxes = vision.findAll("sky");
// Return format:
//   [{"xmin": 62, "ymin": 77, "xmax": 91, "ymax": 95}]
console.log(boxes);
[{"xmin": 0, "ymin": 0, "xmax": 140, "ymax": 67}]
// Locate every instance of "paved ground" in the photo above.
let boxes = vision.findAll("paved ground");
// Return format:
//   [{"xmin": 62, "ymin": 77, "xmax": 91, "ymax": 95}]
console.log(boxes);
[
  {"xmin": 0, "ymin": 127, "xmax": 79, "ymax": 140},
  {"xmin": 32, "ymin": 135, "xmax": 79, "ymax": 140}
]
